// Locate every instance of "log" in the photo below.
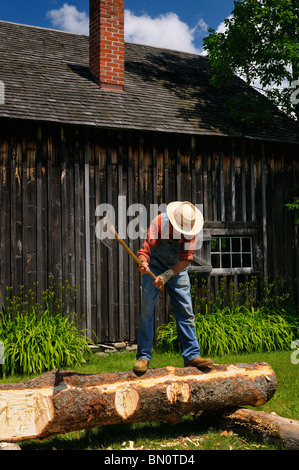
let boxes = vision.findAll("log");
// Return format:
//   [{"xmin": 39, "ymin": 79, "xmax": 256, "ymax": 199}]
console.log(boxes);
[
  {"xmin": 0, "ymin": 362, "xmax": 276, "ymax": 442},
  {"xmin": 219, "ymin": 407, "xmax": 299, "ymax": 450}
]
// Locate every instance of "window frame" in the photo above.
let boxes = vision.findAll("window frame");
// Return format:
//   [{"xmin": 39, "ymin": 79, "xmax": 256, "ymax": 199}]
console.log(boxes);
[{"xmin": 210, "ymin": 235, "xmax": 255, "ymax": 275}]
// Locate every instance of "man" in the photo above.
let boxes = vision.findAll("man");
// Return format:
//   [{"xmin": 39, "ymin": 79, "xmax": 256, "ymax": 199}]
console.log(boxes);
[{"xmin": 134, "ymin": 201, "xmax": 213, "ymax": 373}]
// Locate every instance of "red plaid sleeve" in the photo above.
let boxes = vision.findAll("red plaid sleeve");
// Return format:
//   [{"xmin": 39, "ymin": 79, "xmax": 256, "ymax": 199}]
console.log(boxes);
[
  {"xmin": 137, "ymin": 214, "xmax": 162, "ymax": 261},
  {"xmin": 179, "ymin": 235, "xmax": 198, "ymax": 261}
]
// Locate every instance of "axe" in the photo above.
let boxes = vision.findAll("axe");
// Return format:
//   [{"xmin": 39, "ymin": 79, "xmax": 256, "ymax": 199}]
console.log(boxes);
[{"xmin": 100, "ymin": 214, "xmax": 158, "ymax": 282}]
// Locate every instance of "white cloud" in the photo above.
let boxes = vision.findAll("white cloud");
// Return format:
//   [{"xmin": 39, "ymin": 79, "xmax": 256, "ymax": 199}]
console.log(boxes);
[
  {"xmin": 125, "ymin": 10, "xmax": 206, "ymax": 54},
  {"xmin": 215, "ymin": 14, "xmax": 234, "ymax": 34},
  {"xmin": 46, "ymin": 4, "xmax": 206, "ymax": 54},
  {"xmin": 46, "ymin": 3, "xmax": 89, "ymax": 35}
]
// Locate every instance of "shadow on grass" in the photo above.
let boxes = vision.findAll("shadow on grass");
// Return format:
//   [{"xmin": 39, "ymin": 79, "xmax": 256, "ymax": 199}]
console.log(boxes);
[{"xmin": 20, "ymin": 414, "xmax": 284, "ymax": 451}]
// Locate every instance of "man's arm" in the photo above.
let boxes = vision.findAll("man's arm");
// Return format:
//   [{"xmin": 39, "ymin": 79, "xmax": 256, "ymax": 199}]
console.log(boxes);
[
  {"xmin": 138, "ymin": 258, "xmax": 190, "ymax": 289},
  {"xmin": 153, "ymin": 260, "xmax": 190, "ymax": 290}
]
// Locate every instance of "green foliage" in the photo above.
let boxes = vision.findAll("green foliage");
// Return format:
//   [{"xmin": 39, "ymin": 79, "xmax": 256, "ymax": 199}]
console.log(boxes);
[
  {"xmin": 195, "ymin": 307, "xmax": 293, "ymax": 357},
  {"xmin": 0, "ymin": 279, "xmax": 93, "ymax": 377},
  {"xmin": 203, "ymin": 0, "xmax": 299, "ymax": 122},
  {"xmin": 285, "ymin": 196, "xmax": 299, "ymax": 224},
  {"xmin": 157, "ymin": 276, "xmax": 297, "ymax": 357}
]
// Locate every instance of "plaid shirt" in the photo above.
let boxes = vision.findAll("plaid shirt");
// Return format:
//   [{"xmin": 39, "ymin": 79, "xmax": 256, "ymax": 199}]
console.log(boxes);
[{"xmin": 137, "ymin": 213, "xmax": 197, "ymax": 263}]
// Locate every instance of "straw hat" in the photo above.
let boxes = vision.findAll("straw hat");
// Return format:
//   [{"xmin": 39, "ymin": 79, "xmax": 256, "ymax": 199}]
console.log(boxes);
[{"xmin": 167, "ymin": 201, "xmax": 204, "ymax": 236}]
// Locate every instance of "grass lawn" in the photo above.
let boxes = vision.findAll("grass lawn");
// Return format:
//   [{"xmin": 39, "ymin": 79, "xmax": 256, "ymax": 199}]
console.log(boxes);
[{"xmin": 2, "ymin": 349, "xmax": 298, "ymax": 451}]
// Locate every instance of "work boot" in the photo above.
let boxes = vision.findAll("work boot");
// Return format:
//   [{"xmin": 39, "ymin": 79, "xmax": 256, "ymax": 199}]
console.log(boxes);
[
  {"xmin": 134, "ymin": 358, "xmax": 149, "ymax": 373},
  {"xmin": 185, "ymin": 356, "xmax": 213, "ymax": 368}
]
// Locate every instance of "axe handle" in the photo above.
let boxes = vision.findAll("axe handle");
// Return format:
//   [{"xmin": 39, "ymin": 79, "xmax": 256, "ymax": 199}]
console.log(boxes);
[{"xmin": 112, "ymin": 228, "xmax": 158, "ymax": 281}]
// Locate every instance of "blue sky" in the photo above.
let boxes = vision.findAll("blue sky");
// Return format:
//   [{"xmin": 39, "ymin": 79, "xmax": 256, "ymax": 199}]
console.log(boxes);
[{"xmin": 0, "ymin": 1, "xmax": 236, "ymax": 53}]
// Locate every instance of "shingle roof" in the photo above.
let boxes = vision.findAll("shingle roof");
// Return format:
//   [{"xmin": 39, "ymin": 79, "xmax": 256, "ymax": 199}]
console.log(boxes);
[{"xmin": 0, "ymin": 20, "xmax": 298, "ymax": 143}]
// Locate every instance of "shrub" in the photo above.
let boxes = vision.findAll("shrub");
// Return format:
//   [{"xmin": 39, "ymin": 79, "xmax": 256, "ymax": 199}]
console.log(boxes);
[
  {"xmin": 156, "ymin": 306, "xmax": 294, "ymax": 357},
  {"xmin": 0, "ymin": 280, "xmax": 93, "ymax": 377},
  {"xmin": 157, "ymin": 276, "xmax": 297, "ymax": 357}
]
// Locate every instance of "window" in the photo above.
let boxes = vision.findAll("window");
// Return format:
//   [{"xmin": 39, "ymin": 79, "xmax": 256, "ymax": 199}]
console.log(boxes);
[{"xmin": 211, "ymin": 236, "xmax": 253, "ymax": 272}]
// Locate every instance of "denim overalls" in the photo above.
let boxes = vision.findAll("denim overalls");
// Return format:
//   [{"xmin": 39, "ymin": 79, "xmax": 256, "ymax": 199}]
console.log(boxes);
[{"xmin": 137, "ymin": 213, "xmax": 201, "ymax": 364}]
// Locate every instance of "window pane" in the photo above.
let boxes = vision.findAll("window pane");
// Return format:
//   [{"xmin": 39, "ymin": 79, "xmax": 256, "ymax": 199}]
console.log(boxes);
[
  {"xmin": 242, "ymin": 238, "xmax": 251, "ymax": 252},
  {"xmin": 232, "ymin": 238, "xmax": 240, "ymax": 252},
  {"xmin": 221, "ymin": 238, "xmax": 230, "ymax": 252},
  {"xmin": 222, "ymin": 253, "xmax": 231, "ymax": 268},
  {"xmin": 232, "ymin": 254, "xmax": 241, "ymax": 267},
  {"xmin": 211, "ymin": 254, "xmax": 220, "ymax": 268},
  {"xmin": 242, "ymin": 253, "xmax": 252, "ymax": 267},
  {"xmin": 211, "ymin": 238, "xmax": 219, "ymax": 252}
]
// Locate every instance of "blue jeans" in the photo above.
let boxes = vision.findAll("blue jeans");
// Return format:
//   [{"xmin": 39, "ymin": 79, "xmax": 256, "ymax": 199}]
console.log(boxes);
[{"xmin": 137, "ymin": 265, "xmax": 200, "ymax": 364}]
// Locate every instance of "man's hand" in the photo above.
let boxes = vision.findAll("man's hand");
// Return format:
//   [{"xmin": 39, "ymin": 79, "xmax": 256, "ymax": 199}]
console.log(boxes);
[
  {"xmin": 137, "ymin": 260, "xmax": 150, "ymax": 275},
  {"xmin": 153, "ymin": 276, "xmax": 164, "ymax": 290}
]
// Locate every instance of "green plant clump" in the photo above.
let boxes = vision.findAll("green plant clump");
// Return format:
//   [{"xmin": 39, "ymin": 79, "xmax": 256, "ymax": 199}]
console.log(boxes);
[
  {"xmin": 157, "ymin": 307, "xmax": 294, "ymax": 357},
  {"xmin": 157, "ymin": 277, "xmax": 297, "ymax": 357},
  {"xmin": 0, "ymin": 279, "xmax": 93, "ymax": 377}
]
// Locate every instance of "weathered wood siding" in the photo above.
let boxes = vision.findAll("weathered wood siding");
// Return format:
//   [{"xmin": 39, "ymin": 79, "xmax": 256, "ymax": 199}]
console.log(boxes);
[{"xmin": 0, "ymin": 119, "xmax": 298, "ymax": 342}]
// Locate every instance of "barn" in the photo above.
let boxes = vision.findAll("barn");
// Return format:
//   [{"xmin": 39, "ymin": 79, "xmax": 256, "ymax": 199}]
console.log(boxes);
[{"xmin": 0, "ymin": 0, "xmax": 298, "ymax": 343}]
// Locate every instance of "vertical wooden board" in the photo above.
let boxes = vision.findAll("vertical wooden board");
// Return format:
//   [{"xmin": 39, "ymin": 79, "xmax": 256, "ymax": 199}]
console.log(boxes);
[
  {"xmin": 156, "ymin": 136, "xmax": 166, "ymax": 208},
  {"xmin": 127, "ymin": 138, "xmax": 135, "ymax": 342},
  {"xmin": 234, "ymin": 150, "xmax": 242, "ymax": 222},
  {"xmin": 95, "ymin": 133, "xmax": 109, "ymax": 341},
  {"xmin": 194, "ymin": 137, "xmax": 203, "ymax": 207},
  {"xmin": 261, "ymin": 143, "xmax": 268, "ymax": 278},
  {"xmin": 152, "ymin": 139, "xmax": 158, "ymax": 207},
  {"xmin": 143, "ymin": 134, "xmax": 153, "ymax": 227},
  {"xmin": 84, "ymin": 141, "xmax": 92, "ymax": 337},
  {"xmin": 74, "ymin": 130, "xmax": 84, "ymax": 331},
  {"xmin": 107, "ymin": 134, "xmax": 119, "ymax": 342},
  {"xmin": 60, "ymin": 126, "xmax": 76, "ymax": 299},
  {"xmin": 250, "ymin": 150, "xmax": 256, "ymax": 222},
  {"xmin": 211, "ymin": 148, "xmax": 219, "ymax": 221},
  {"xmin": 23, "ymin": 132, "xmax": 37, "ymax": 294},
  {"xmin": 223, "ymin": 150, "xmax": 232, "ymax": 222},
  {"xmin": 219, "ymin": 148, "xmax": 225, "ymax": 222},
  {"xmin": 0, "ymin": 135, "xmax": 11, "ymax": 299},
  {"xmin": 191, "ymin": 136, "xmax": 196, "ymax": 206},
  {"xmin": 253, "ymin": 145, "xmax": 264, "ymax": 275},
  {"xmin": 121, "ymin": 133, "xmax": 130, "ymax": 340},
  {"xmin": 180, "ymin": 142, "xmax": 192, "ymax": 203},
  {"xmin": 241, "ymin": 141, "xmax": 247, "ymax": 223},
  {"xmin": 167, "ymin": 137, "xmax": 177, "ymax": 204},
  {"xmin": 14, "ymin": 136, "xmax": 24, "ymax": 291},
  {"xmin": 117, "ymin": 132, "xmax": 125, "ymax": 341},
  {"xmin": 290, "ymin": 152, "xmax": 299, "ymax": 303},
  {"xmin": 47, "ymin": 127, "xmax": 62, "ymax": 296},
  {"xmin": 206, "ymin": 146, "xmax": 213, "ymax": 221},
  {"xmin": 88, "ymin": 136, "xmax": 97, "ymax": 339},
  {"xmin": 176, "ymin": 143, "xmax": 182, "ymax": 202},
  {"xmin": 280, "ymin": 149, "xmax": 293, "ymax": 284},
  {"xmin": 164, "ymin": 140, "xmax": 169, "ymax": 205},
  {"xmin": 94, "ymin": 138, "xmax": 102, "ymax": 340},
  {"xmin": 267, "ymin": 151, "xmax": 276, "ymax": 279},
  {"xmin": 66, "ymin": 128, "xmax": 76, "ymax": 290},
  {"xmin": 230, "ymin": 140, "xmax": 236, "ymax": 222},
  {"xmin": 36, "ymin": 125, "xmax": 48, "ymax": 301},
  {"xmin": 10, "ymin": 126, "xmax": 17, "ymax": 293},
  {"xmin": 202, "ymin": 146, "xmax": 209, "ymax": 222}
]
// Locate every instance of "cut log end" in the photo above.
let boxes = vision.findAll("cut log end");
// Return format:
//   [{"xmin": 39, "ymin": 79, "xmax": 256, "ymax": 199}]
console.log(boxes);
[
  {"xmin": 0, "ymin": 390, "xmax": 54, "ymax": 441},
  {"xmin": 115, "ymin": 386, "xmax": 140, "ymax": 419}
]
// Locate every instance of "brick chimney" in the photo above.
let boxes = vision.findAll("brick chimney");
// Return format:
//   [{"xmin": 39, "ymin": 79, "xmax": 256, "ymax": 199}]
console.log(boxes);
[{"xmin": 89, "ymin": 0, "xmax": 125, "ymax": 92}]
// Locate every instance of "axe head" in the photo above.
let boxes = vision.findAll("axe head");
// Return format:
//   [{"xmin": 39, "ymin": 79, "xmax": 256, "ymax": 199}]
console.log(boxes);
[{"xmin": 99, "ymin": 212, "xmax": 116, "ymax": 250}]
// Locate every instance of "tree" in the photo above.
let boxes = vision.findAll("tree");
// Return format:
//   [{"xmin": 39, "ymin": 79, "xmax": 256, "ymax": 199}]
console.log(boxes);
[{"xmin": 203, "ymin": 0, "xmax": 299, "ymax": 123}]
